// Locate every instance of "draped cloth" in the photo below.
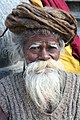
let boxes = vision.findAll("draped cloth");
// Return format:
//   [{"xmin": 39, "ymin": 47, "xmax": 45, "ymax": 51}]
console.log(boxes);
[
  {"xmin": 5, "ymin": 2, "xmax": 77, "ymax": 45},
  {"xmin": 39, "ymin": 0, "xmax": 80, "ymax": 61},
  {"xmin": 71, "ymin": 34, "xmax": 80, "ymax": 61}
]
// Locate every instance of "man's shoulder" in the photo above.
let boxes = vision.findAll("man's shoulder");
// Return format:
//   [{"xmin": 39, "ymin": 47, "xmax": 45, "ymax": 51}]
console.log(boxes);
[
  {"xmin": 0, "ymin": 72, "xmax": 23, "ymax": 85},
  {"xmin": 58, "ymin": 69, "xmax": 80, "ymax": 82},
  {"xmin": 0, "ymin": 72, "xmax": 24, "ymax": 99}
]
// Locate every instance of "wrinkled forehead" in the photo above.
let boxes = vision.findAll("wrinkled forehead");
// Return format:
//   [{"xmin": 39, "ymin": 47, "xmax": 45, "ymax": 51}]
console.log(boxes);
[{"xmin": 25, "ymin": 35, "xmax": 60, "ymax": 46}]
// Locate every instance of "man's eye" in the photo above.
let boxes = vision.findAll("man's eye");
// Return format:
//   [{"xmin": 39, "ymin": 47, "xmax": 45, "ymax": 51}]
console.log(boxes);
[
  {"xmin": 49, "ymin": 46, "xmax": 58, "ymax": 50},
  {"xmin": 48, "ymin": 45, "xmax": 59, "ymax": 53},
  {"xmin": 30, "ymin": 46, "xmax": 40, "ymax": 50},
  {"xmin": 29, "ymin": 45, "xmax": 40, "ymax": 53}
]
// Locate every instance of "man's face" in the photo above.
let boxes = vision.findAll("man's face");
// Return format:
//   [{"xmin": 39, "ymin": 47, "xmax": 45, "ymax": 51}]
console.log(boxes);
[
  {"xmin": 23, "ymin": 34, "xmax": 61, "ymax": 63},
  {"xmin": 23, "ymin": 34, "xmax": 64, "ymax": 113}
]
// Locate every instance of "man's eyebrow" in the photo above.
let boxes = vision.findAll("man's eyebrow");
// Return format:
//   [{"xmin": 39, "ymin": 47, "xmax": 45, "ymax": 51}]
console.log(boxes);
[
  {"xmin": 49, "ymin": 42, "xmax": 59, "ymax": 49},
  {"xmin": 29, "ymin": 43, "xmax": 41, "ymax": 49}
]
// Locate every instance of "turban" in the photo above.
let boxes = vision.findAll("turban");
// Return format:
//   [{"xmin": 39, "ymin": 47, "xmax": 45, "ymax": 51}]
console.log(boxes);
[{"xmin": 5, "ymin": 2, "xmax": 77, "ymax": 45}]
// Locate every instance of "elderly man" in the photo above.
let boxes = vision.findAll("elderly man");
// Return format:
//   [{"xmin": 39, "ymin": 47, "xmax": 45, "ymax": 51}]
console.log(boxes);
[{"xmin": 0, "ymin": 2, "xmax": 80, "ymax": 120}]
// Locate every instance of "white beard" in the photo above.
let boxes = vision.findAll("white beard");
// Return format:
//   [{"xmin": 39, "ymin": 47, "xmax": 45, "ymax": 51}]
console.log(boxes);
[{"xmin": 24, "ymin": 59, "xmax": 64, "ymax": 113}]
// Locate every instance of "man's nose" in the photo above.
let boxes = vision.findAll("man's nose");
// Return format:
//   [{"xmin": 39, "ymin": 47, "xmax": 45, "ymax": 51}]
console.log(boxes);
[{"xmin": 38, "ymin": 49, "xmax": 51, "ymax": 61}]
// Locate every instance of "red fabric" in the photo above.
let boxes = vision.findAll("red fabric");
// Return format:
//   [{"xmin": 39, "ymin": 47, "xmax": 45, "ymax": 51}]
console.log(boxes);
[
  {"xmin": 41, "ymin": 0, "xmax": 80, "ymax": 61},
  {"xmin": 41, "ymin": 0, "xmax": 51, "ymax": 6},
  {"xmin": 41, "ymin": 0, "xmax": 70, "ymax": 11},
  {"xmin": 71, "ymin": 35, "xmax": 80, "ymax": 61}
]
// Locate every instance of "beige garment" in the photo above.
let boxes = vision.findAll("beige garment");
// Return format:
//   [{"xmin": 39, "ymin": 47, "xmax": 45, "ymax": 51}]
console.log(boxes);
[{"xmin": 0, "ymin": 71, "xmax": 80, "ymax": 120}]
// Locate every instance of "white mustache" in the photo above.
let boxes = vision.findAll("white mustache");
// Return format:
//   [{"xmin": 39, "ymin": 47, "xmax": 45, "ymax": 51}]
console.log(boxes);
[{"xmin": 26, "ymin": 59, "xmax": 64, "ymax": 74}]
